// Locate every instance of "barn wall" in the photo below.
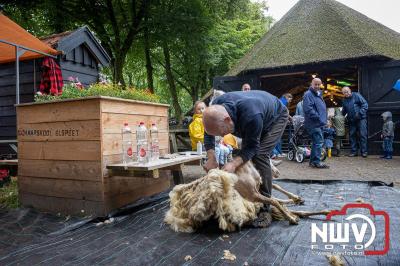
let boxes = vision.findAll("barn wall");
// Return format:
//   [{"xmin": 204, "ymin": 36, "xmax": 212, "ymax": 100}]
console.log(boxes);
[
  {"xmin": 360, "ymin": 60, "xmax": 400, "ymax": 155},
  {"xmin": 61, "ymin": 45, "xmax": 99, "ymax": 86},
  {"xmin": 0, "ymin": 60, "xmax": 39, "ymax": 156}
]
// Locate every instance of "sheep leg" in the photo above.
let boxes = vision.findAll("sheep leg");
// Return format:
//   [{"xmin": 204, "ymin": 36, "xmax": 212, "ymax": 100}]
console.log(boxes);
[
  {"xmin": 272, "ymin": 184, "xmax": 305, "ymax": 205},
  {"xmin": 270, "ymin": 159, "xmax": 280, "ymax": 178},
  {"xmin": 254, "ymin": 194, "xmax": 300, "ymax": 225},
  {"xmin": 275, "ymin": 198, "xmax": 296, "ymax": 205},
  {"xmin": 290, "ymin": 209, "xmax": 331, "ymax": 218}
]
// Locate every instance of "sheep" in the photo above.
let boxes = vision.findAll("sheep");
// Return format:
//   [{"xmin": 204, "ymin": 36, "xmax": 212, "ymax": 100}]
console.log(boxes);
[{"xmin": 165, "ymin": 161, "xmax": 330, "ymax": 232}]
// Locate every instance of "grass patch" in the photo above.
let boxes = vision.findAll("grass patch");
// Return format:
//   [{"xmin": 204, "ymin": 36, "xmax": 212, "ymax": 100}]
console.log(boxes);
[{"xmin": 0, "ymin": 178, "xmax": 19, "ymax": 209}]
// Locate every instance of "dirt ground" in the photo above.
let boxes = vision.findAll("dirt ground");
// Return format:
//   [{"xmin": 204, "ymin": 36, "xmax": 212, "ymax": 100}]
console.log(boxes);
[{"xmin": 183, "ymin": 155, "xmax": 400, "ymax": 187}]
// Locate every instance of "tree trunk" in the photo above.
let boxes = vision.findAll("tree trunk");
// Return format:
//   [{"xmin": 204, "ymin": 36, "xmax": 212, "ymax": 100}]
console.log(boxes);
[
  {"xmin": 113, "ymin": 55, "xmax": 126, "ymax": 86},
  {"xmin": 144, "ymin": 9, "xmax": 154, "ymax": 93},
  {"xmin": 190, "ymin": 86, "xmax": 197, "ymax": 105},
  {"xmin": 162, "ymin": 41, "xmax": 182, "ymax": 123}
]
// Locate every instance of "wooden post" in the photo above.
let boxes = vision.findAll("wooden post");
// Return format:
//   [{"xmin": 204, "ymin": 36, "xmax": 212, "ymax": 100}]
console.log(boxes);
[
  {"xmin": 172, "ymin": 163, "xmax": 184, "ymax": 185},
  {"xmin": 170, "ymin": 132, "xmax": 178, "ymax": 153}
]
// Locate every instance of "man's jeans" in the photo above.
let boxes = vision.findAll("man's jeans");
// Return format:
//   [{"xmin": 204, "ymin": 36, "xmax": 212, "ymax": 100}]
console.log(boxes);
[
  {"xmin": 349, "ymin": 118, "xmax": 368, "ymax": 154},
  {"xmin": 307, "ymin": 127, "xmax": 324, "ymax": 165},
  {"xmin": 252, "ymin": 109, "xmax": 288, "ymax": 198}
]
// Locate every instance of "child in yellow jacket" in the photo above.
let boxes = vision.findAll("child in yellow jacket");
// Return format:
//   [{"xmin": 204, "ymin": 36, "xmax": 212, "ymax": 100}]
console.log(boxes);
[{"xmin": 189, "ymin": 101, "xmax": 206, "ymax": 150}]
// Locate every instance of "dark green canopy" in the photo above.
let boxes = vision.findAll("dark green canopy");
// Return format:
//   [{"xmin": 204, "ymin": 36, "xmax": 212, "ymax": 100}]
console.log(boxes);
[{"xmin": 227, "ymin": 0, "xmax": 400, "ymax": 76}]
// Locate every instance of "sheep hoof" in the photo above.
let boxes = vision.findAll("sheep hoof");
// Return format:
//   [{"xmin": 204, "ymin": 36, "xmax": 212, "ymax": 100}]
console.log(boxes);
[
  {"xmin": 289, "ymin": 215, "xmax": 300, "ymax": 225},
  {"xmin": 294, "ymin": 197, "xmax": 305, "ymax": 205}
]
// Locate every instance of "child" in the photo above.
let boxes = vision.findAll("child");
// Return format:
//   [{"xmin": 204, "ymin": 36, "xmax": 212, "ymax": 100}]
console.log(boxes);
[
  {"xmin": 381, "ymin": 111, "xmax": 395, "ymax": 159},
  {"xmin": 323, "ymin": 120, "xmax": 336, "ymax": 158},
  {"xmin": 189, "ymin": 101, "xmax": 206, "ymax": 151},
  {"xmin": 214, "ymin": 136, "xmax": 232, "ymax": 167}
]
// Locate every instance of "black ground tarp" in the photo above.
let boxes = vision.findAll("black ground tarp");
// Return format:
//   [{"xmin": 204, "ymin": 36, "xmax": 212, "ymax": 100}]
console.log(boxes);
[{"xmin": 0, "ymin": 179, "xmax": 399, "ymax": 265}]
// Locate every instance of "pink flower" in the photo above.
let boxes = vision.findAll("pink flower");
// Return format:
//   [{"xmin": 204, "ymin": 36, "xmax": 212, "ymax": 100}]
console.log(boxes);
[
  {"xmin": 68, "ymin": 76, "xmax": 75, "ymax": 82},
  {"xmin": 76, "ymin": 82, "xmax": 83, "ymax": 89}
]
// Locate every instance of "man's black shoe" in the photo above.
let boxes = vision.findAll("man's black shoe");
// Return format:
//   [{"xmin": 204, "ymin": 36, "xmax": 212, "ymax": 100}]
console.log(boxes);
[
  {"xmin": 348, "ymin": 153, "xmax": 358, "ymax": 157},
  {"xmin": 310, "ymin": 162, "xmax": 330, "ymax": 169},
  {"xmin": 361, "ymin": 153, "xmax": 368, "ymax": 158}
]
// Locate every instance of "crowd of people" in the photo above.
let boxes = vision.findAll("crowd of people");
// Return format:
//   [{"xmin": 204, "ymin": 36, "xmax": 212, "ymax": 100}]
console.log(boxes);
[
  {"xmin": 189, "ymin": 79, "xmax": 395, "ymax": 169},
  {"xmin": 186, "ymin": 80, "xmax": 395, "ymax": 227}
]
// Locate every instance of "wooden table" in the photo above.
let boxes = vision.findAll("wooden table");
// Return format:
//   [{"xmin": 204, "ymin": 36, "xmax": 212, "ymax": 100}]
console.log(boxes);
[{"xmin": 107, "ymin": 153, "xmax": 205, "ymax": 185}]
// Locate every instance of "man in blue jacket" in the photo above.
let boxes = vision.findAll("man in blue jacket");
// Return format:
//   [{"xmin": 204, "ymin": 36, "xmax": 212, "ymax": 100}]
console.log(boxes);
[
  {"xmin": 341, "ymin": 87, "xmax": 369, "ymax": 157},
  {"xmin": 202, "ymin": 90, "xmax": 288, "ymax": 227},
  {"xmin": 303, "ymin": 78, "xmax": 329, "ymax": 168}
]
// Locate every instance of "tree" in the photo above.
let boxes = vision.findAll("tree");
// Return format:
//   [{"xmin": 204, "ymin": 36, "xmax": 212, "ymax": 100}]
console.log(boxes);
[
  {"xmin": 4, "ymin": 0, "xmax": 274, "ymax": 120},
  {"xmin": 3, "ymin": 0, "xmax": 149, "ymax": 85},
  {"xmin": 63, "ymin": 0, "xmax": 148, "ymax": 86}
]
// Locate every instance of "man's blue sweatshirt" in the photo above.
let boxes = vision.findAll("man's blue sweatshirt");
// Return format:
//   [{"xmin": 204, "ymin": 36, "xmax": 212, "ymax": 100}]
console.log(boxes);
[{"xmin": 204, "ymin": 90, "xmax": 286, "ymax": 162}]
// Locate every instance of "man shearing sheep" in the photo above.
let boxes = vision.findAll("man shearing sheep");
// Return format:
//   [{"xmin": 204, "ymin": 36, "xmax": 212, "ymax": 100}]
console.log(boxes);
[{"xmin": 202, "ymin": 90, "xmax": 288, "ymax": 227}]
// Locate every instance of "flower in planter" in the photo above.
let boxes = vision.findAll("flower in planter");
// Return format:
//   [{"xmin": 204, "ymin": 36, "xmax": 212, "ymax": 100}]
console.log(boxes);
[{"xmin": 74, "ymin": 77, "xmax": 84, "ymax": 90}]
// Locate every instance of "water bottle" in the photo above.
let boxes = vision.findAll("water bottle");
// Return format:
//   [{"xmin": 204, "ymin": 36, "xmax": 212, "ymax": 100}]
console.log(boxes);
[
  {"xmin": 122, "ymin": 123, "xmax": 133, "ymax": 166},
  {"xmin": 150, "ymin": 123, "xmax": 159, "ymax": 160},
  {"xmin": 136, "ymin": 122, "xmax": 149, "ymax": 163},
  {"xmin": 197, "ymin": 141, "xmax": 202, "ymax": 155}
]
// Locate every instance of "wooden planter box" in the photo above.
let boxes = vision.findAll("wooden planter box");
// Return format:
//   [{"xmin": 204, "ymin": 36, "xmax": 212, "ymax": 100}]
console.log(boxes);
[{"xmin": 16, "ymin": 96, "xmax": 170, "ymax": 216}]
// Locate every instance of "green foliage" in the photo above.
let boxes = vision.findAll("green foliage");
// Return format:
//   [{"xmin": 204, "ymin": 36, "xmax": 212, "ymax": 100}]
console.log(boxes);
[
  {"xmin": 125, "ymin": 0, "xmax": 273, "ymax": 116},
  {"xmin": 0, "ymin": 179, "xmax": 19, "ymax": 209},
  {"xmin": 34, "ymin": 83, "xmax": 161, "ymax": 103},
  {"xmin": 6, "ymin": 0, "xmax": 273, "ymax": 118}
]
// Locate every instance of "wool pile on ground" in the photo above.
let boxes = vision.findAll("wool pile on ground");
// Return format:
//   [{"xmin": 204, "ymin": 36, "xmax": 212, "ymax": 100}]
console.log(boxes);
[{"xmin": 164, "ymin": 169, "xmax": 263, "ymax": 232}]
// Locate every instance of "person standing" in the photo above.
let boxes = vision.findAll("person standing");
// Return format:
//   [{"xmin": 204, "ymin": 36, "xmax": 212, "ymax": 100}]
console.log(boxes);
[
  {"xmin": 332, "ymin": 107, "xmax": 346, "ymax": 156},
  {"xmin": 303, "ymin": 78, "xmax": 329, "ymax": 168},
  {"xmin": 341, "ymin": 87, "xmax": 369, "ymax": 157},
  {"xmin": 295, "ymin": 93, "xmax": 305, "ymax": 117},
  {"xmin": 188, "ymin": 101, "xmax": 206, "ymax": 150},
  {"xmin": 380, "ymin": 111, "xmax": 395, "ymax": 159},
  {"xmin": 272, "ymin": 93, "xmax": 292, "ymax": 158}
]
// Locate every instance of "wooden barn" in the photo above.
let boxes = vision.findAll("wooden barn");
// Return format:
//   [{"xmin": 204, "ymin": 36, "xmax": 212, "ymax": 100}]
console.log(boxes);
[
  {"xmin": 213, "ymin": 0, "xmax": 400, "ymax": 155},
  {"xmin": 40, "ymin": 26, "xmax": 110, "ymax": 86},
  {"xmin": 0, "ymin": 14, "xmax": 110, "ymax": 158}
]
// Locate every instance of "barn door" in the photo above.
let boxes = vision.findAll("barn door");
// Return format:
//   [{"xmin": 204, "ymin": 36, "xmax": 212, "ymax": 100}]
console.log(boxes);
[
  {"xmin": 360, "ymin": 60, "xmax": 400, "ymax": 155},
  {"xmin": 213, "ymin": 74, "xmax": 260, "ymax": 92},
  {"xmin": 360, "ymin": 60, "xmax": 400, "ymax": 109}
]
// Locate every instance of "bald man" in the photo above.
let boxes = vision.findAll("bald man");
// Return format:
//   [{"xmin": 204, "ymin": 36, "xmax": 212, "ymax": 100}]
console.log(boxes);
[
  {"xmin": 303, "ymin": 78, "xmax": 329, "ymax": 168},
  {"xmin": 341, "ymin": 86, "xmax": 368, "ymax": 157},
  {"xmin": 203, "ymin": 90, "xmax": 288, "ymax": 225}
]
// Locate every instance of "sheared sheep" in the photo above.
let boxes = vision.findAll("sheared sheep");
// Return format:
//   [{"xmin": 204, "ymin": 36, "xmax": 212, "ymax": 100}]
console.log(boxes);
[{"xmin": 165, "ymin": 161, "xmax": 330, "ymax": 232}]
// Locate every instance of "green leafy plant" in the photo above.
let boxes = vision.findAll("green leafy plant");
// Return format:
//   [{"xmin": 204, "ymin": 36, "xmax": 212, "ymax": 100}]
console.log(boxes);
[
  {"xmin": 34, "ymin": 82, "xmax": 161, "ymax": 103},
  {"xmin": 0, "ymin": 179, "xmax": 19, "ymax": 209}
]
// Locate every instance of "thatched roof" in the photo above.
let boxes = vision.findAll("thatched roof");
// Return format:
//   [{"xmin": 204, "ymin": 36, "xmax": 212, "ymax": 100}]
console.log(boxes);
[{"xmin": 226, "ymin": 0, "xmax": 400, "ymax": 76}]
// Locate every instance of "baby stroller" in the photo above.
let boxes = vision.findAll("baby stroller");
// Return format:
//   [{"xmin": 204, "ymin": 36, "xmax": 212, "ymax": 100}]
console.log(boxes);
[{"xmin": 287, "ymin": 115, "xmax": 327, "ymax": 163}]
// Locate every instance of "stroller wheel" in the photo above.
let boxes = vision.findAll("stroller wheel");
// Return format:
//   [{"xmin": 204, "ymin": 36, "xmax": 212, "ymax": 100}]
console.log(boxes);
[
  {"xmin": 295, "ymin": 150, "xmax": 305, "ymax": 163},
  {"xmin": 287, "ymin": 150, "xmax": 295, "ymax": 161}
]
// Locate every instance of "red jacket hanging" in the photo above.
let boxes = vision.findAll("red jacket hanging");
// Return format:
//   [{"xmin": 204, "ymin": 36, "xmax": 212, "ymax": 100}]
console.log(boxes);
[{"xmin": 39, "ymin": 57, "xmax": 63, "ymax": 95}]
